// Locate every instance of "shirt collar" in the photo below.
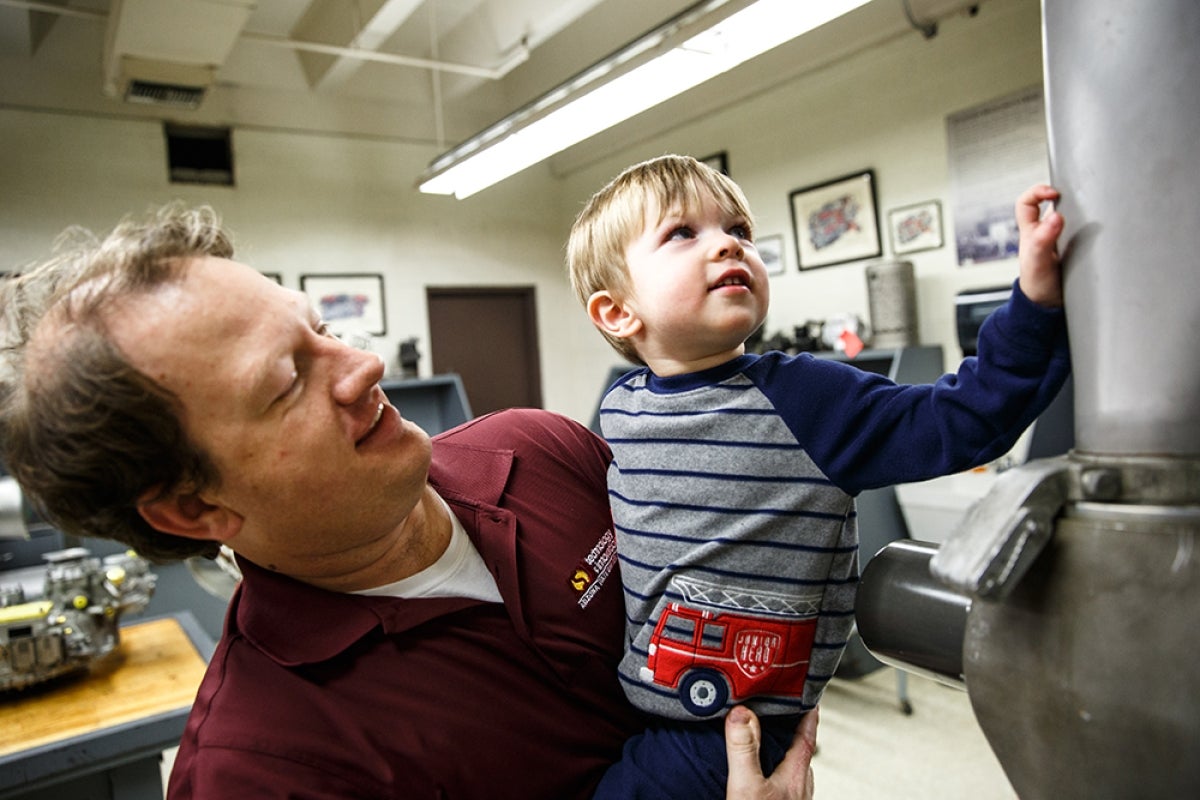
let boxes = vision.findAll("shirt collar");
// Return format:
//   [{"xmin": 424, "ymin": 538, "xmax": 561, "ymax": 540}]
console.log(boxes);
[{"xmin": 232, "ymin": 437, "xmax": 518, "ymax": 666}]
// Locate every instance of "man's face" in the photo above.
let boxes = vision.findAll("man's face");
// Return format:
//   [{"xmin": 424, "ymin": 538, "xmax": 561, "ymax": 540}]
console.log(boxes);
[
  {"xmin": 107, "ymin": 256, "xmax": 432, "ymax": 577},
  {"xmin": 621, "ymin": 191, "xmax": 769, "ymax": 372}
]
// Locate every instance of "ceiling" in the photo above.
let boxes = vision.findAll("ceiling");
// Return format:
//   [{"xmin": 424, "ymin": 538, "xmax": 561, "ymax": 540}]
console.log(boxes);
[{"xmin": 0, "ymin": 0, "xmax": 987, "ymax": 180}]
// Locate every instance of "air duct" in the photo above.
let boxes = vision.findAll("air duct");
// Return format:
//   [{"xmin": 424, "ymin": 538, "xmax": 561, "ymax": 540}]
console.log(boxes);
[{"xmin": 102, "ymin": 0, "xmax": 255, "ymax": 107}]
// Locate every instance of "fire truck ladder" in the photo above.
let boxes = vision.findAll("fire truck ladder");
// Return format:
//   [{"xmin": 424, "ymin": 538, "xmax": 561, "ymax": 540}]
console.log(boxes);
[{"xmin": 669, "ymin": 576, "xmax": 821, "ymax": 619}]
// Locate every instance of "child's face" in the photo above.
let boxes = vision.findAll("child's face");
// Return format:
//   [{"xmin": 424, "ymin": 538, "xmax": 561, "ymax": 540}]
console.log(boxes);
[{"xmin": 620, "ymin": 190, "xmax": 769, "ymax": 372}]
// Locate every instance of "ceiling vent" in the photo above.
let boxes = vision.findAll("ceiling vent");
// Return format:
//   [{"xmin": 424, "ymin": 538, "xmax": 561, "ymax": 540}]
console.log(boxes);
[
  {"xmin": 118, "ymin": 57, "xmax": 215, "ymax": 109},
  {"xmin": 102, "ymin": 0, "xmax": 253, "ymax": 107},
  {"xmin": 126, "ymin": 81, "xmax": 207, "ymax": 109}
]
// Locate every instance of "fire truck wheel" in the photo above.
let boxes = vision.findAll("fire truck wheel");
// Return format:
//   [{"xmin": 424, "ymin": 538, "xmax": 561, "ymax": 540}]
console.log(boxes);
[{"xmin": 679, "ymin": 669, "xmax": 729, "ymax": 717}]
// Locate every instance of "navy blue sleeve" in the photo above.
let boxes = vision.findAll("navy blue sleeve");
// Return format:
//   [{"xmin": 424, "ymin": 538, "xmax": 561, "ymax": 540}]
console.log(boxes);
[{"xmin": 748, "ymin": 280, "xmax": 1070, "ymax": 494}]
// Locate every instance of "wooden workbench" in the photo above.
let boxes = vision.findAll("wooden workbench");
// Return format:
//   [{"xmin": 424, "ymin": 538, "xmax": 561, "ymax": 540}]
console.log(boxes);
[{"xmin": 0, "ymin": 613, "xmax": 212, "ymax": 800}]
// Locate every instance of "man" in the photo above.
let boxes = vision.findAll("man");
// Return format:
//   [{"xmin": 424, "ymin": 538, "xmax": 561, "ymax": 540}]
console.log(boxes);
[{"xmin": 0, "ymin": 204, "xmax": 816, "ymax": 799}]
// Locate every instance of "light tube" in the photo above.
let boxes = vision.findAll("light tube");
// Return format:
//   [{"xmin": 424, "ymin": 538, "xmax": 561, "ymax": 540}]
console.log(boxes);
[{"xmin": 418, "ymin": 0, "xmax": 870, "ymax": 198}]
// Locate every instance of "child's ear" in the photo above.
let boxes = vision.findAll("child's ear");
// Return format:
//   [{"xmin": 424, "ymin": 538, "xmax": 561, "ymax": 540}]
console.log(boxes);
[
  {"xmin": 137, "ymin": 487, "xmax": 244, "ymax": 543},
  {"xmin": 587, "ymin": 290, "xmax": 643, "ymax": 340}
]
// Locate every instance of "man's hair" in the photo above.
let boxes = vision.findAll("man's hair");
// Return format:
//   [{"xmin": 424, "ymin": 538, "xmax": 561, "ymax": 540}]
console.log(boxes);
[
  {"xmin": 567, "ymin": 154, "xmax": 756, "ymax": 363},
  {"xmin": 0, "ymin": 204, "xmax": 234, "ymax": 561}
]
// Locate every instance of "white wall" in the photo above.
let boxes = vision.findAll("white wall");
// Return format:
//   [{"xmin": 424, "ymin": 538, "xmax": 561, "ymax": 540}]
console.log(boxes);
[
  {"xmin": 0, "ymin": 111, "xmax": 605, "ymax": 420},
  {"xmin": 0, "ymin": 0, "xmax": 1045, "ymax": 426}
]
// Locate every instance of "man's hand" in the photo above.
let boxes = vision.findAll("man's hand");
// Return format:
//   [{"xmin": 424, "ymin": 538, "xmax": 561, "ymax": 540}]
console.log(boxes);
[
  {"xmin": 1015, "ymin": 183, "xmax": 1065, "ymax": 308},
  {"xmin": 725, "ymin": 706, "xmax": 818, "ymax": 800}
]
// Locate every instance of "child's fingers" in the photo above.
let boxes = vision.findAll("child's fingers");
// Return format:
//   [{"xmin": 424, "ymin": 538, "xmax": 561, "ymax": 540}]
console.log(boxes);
[{"xmin": 1016, "ymin": 184, "xmax": 1061, "ymax": 230}]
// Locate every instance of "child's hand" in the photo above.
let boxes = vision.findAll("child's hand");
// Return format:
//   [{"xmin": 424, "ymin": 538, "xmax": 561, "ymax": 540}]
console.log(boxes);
[{"xmin": 1016, "ymin": 184, "xmax": 1065, "ymax": 308}]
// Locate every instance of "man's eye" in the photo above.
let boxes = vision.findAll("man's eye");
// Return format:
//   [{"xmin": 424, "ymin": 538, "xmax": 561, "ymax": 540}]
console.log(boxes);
[
  {"xmin": 315, "ymin": 321, "xmax": 334, "ymax": 337},
  {"xmin": 276, "ymin": 371, "xmax": 299, "ymax": 404}
]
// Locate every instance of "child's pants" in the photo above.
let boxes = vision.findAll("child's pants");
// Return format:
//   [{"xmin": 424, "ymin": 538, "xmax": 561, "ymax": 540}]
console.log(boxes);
[{"xmin": 592, "ymin": 712, "xmax": 803, "ymax": 799}]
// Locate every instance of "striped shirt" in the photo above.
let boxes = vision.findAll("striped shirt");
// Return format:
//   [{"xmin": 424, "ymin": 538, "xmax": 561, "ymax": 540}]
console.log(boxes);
[{"xmin": 600, "ymin": 283, "xmax": 1070, "ymax": 720}]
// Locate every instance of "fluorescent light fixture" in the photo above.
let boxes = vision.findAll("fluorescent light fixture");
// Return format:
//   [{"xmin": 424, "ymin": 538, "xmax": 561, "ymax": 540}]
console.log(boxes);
[{"xmin": 418, "ymin": 0, "xmax": 871, "ymax": 199}]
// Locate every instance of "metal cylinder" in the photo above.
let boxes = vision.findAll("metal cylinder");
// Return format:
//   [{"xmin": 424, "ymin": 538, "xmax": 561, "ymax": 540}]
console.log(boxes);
[
  {"xmin": 856, "ymin": 539, "xmax": 969, "ymax": 687},
  {"xmin": 1044, "ymin": 0, "xmax": 1200, "ymax": 456},
  {"xmin": 0, "ymin": 477, "xmax": 26, "ymax": 540},
  {"xmin": 893, "ymin": 7, "xmax": 1200, "ymax": 799},
  {"xmin": 865, "ymin": 260, "xmax": 918, "ymax": 349},
  {"xmin": 962, "ymin": 503, "xmax": 1200, "ymax": 799}
]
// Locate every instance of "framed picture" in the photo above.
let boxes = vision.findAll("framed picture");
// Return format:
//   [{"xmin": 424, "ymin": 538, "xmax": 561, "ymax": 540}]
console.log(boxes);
[
  {"xmin": 261, "ymin": 271, "xmax": 283, "ymax": 284},
  {"xmin": 756, "ymin": 234, "xmax": 786, "ymax": 276},
  {"xmin": 699, "ymin": 151, "xmax": 729, "ymax": 175},
  {"xmin": 887, "ymin": 200, "xmax": 944, "ymax": 255},
  {"xmin": 789, "ymin": 169, "xmax": 881, "ymax": 270},
  {"xmin": 300, "ymin": 273, "xmax": 387, "ymax": 336}
]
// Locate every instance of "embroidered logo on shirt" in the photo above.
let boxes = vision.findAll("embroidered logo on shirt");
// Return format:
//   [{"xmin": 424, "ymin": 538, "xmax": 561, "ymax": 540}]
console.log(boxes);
[
  {"xmin": 571, "ymin": 568, "xmax": 592, "ymax": 592},
  {"xmin": 572, "ymin": 528, "xmax": 617, "ymax": 609}
]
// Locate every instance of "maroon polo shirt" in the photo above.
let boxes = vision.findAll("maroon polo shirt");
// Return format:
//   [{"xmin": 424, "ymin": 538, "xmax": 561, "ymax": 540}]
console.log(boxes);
[{"xmin": 168, "ymin": 409, "xmax": 640, "ymax": 799}]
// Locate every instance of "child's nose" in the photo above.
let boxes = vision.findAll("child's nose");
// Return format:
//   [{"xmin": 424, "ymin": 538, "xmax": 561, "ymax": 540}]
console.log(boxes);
[{"xmin": 714, "ymin": 233, "xmax": 745, "ymax": 260}]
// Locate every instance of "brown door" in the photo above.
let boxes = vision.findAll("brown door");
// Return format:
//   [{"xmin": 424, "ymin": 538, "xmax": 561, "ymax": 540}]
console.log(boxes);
[{"xmin": 426, "ymin": 286, "xmax": 543, "ymax": 416}]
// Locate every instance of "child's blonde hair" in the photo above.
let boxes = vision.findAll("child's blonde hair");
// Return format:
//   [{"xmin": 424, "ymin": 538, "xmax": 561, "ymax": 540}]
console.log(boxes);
[{"xmin": 567, "ymin": 154, "xmax": 756, "ymax": 364}]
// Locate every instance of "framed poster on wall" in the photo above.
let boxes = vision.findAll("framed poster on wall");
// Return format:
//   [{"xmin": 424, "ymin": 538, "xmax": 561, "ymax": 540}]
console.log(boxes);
[
  {"xmin": 300, "ymin": 273, "xmax": 387, "ymax": 336},
  {"xmin": 698, "ymin": 151, "xmax": 729, "ymax": 175},
  {"xmin": 887, "ymin": 200, "xmax": 944, "ymax": 255},
  {"xmin": 947, "ymin": 86, "xmax": 1048, "ymax": 265},
  {"xmin": 756, "ymin": 234, "xmax": 786, "ymax": 275},
  {"xmin": 789, "ymin": 169, "xmax": 881, "ymax": 269}
]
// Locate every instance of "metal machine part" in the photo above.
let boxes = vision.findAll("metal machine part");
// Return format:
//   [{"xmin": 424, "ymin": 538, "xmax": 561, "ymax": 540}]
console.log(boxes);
[
  {"xmin": 0, "ymin": 477, "xmax": 23, "ymax": 540},
  {"xmin": 856, "ymin": 539, "xmax": 968, "ymax": 688},
  {"xmin": 954, "ymin": 285, "xmax": 1011, "ymax": 357},
  {"xmin": 931, "ymin": 457, "xmax": 1070, "ymax": 599},
  {"xmin": 959, "ymin": 500, "xmax": 1199, "ymax": 797},
  {"xmin": 185, "ymin": 546, "xmax": 242, "ymax": 601},
  {"xmin": 1046, "ymin": 2, "xmax": 1200, "ymax": 458},
  {"xmin": 860, "ymin": 1, "xmax": 1200, "ymax": 797},
  {"xmin": 932, "ymin": 455, "xmax": 1200, "ymax": 599},
  {"xmin": 0, "ymin": 547, "xmax": 156, "ymax": 691}
]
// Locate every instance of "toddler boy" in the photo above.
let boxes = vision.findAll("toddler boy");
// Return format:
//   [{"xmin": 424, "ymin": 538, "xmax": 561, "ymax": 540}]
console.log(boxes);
[{"xmin": 569, "ymin": 154, "xmax": 1069, "ymax": 797}]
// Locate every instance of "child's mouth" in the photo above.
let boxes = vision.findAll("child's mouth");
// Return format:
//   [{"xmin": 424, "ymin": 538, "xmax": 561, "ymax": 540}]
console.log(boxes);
[{"xmin": 710, "ymin": 271, "xmax": 750, "ymax": 291}]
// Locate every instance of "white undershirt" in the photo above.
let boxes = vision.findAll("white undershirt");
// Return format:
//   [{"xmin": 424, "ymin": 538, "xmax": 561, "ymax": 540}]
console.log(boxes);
[{"xmin": 353, "ymin": 497, "xmax": 502, "ymax": 603}]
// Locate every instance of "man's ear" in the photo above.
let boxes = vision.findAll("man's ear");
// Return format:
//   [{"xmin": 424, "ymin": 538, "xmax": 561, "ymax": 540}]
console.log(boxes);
[
  {"xmin": 137, "ymin": 489, "xmax": 244, "ymax": 543},
  {"xmin": 587, "ymin": 290, "xmax": 642, "ymax": 340}
]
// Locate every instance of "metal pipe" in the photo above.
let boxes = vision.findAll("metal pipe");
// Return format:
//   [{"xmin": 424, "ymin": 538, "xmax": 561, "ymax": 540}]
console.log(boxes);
[
  {"xmin": 240, "ymin": 33, "xmax": 530, "ymax": 80},
  {"xmin": 1046, "ymin": 0, "xmax": 1200, "ymax": 456},
  {"xmin": 936, "ymin": 3, "xmax": 1200, "ymax": 797},
  {"xmin": 856, "ymin": 539, "xmax": 969, "ymax": 688}
]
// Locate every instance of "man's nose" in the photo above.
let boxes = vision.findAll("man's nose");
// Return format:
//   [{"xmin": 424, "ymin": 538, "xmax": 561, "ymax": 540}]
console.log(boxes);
[{"xmin": 331, "ymin": 339, "xmax": 386, "ymax": 405}]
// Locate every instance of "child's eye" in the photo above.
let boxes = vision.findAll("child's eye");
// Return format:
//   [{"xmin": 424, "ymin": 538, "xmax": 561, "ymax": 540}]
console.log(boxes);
[
  {"xmin": 667, "ymin": 226, "xmax": 695, "ymax": 241},
  {"xmin": 315, "ymin": 320, "xmax": 334, "ymax": 337},
  {"xmin": 729, "ymin": 224, "xmax": 752, "ymax": 241}
]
